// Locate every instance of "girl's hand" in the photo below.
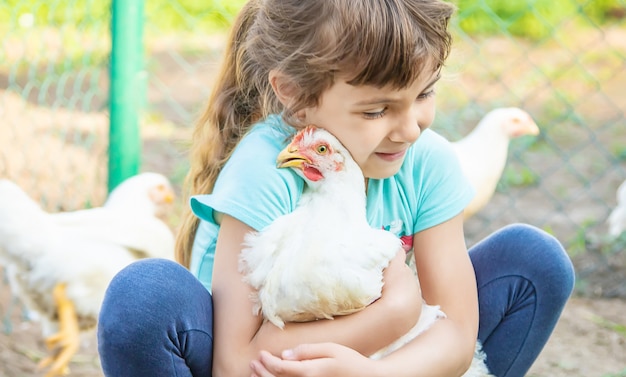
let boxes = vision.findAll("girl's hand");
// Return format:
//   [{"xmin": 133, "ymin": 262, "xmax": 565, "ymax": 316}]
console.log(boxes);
[
  {"xmin": 250, "ymin": 343, "xmax": 378, "ymax": 377},
  {"xmin": 379, "ymin": 249, "xmax": 422, "ymax": 326},
  {"xmin": 383, "ymin": 249, "xmax": 421, "ymax": 294}
]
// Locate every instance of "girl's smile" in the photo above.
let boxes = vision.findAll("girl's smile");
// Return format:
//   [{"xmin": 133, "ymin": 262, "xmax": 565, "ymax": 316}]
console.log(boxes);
[{"xmin": 375, "ymin": 149, "xmax": 408, "ymax": 162}]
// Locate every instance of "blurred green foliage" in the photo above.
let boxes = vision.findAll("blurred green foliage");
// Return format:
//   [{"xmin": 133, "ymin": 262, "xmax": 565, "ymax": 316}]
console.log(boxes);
[
  {"xmin": 145, "ymin": 0, "xmax": 247, "ymax": 32},
  {"xmin": 498, "ymin": 165, "xmax": 541, "ymax": 191},
  {"xmin": 454, "ymin": 0, "xmax": 626, "ymax": 40},
  {"xmin": 0, "ymin": 0, "xmax": 109, "ymax": 29},
  {"xmin": 2, "ymin": 0, "xmax": 623, "ymax": 38},
  {"xmin": 0, "ymin": 0, "xmax": 247, "ymax": 32}
]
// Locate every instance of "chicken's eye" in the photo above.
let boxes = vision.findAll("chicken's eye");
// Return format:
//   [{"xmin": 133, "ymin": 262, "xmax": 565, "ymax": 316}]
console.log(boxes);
[{"xmin": 316, "ymin": 145, "xmax": 328, "ymax": 154}]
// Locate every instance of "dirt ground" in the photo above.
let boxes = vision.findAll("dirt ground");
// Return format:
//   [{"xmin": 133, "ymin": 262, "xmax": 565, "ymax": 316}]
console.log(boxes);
[
  {"xmin": 1, "ymin": 28, "xmax": 625, "ymax": 376},
  {"xmin": 1, "ymin": 279, "xmax": 625, "ymax": 377}
]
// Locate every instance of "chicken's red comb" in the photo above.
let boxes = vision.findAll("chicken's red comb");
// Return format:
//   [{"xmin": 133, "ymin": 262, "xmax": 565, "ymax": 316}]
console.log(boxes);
[{"xmin": 292, "ymin": 125, "xmax": 319, "ymax": 144}]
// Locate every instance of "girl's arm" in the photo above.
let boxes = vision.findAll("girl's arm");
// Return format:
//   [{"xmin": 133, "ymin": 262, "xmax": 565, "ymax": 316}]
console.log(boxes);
[
  {"xmin": 366, "ymin": 212, "xmax": 479, "ymax": 376},
  {"xmin": 253, "ymin": 212, "xmax": 479, "ymax": 377},
  {"xmin": 212, "ymin": 214, "xmax": 422, "ymax": 377},
  {"xmin": 253, "ymin": 237, "xmax": 423, "ymax": 356}
]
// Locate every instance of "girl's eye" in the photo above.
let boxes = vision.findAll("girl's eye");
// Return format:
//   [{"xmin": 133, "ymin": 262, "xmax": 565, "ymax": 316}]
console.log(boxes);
[
  {"xmin": 417, "ymin": 89, "xmax": 436, "ymax": 100},
  {"xmin": 363, "ymin": 107, "xmax": 387, "ymax": 119},
  {"xmin": 316, "ymin": 144, "xmax": 328, "ymax": 154}
]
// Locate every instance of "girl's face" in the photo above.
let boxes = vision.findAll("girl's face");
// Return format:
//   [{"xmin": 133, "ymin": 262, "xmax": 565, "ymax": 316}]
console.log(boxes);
[{"xmin": 300, "ymin": 70, "xmax": 440, "ymax": 179}]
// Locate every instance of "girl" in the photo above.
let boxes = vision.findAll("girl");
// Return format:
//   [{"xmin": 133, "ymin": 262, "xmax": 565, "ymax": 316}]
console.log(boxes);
[{"xmin": 97, "ymin": 1, "xmax": 575, "ymax": 376}]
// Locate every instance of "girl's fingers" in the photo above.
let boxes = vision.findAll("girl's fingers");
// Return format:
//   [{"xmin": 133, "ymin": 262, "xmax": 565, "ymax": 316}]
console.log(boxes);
[
  {"xmin": 251, "ymin": 357, "xmax": 279, "ymax": 377},
  {"xmin": 281, "ymin": 343, "xmax": 336, "ymax": 360},
  {"xmin": 255, "ymin": 344, "xmax": 375, "ymax": 377},
  {"xmin": 255, "ymin": 351, "xmax": 300, "ymax": 377}
]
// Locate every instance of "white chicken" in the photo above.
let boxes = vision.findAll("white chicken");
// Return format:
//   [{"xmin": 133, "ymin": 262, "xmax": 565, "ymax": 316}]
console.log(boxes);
[
  {"xmin": 0, "ymin": 172, "xmax": 176, "ymax": 377},
  {"xmin": 451, "ymin": 107, "xmax": 540, "ymax": 219},
  {"xmin": 608, "ymin": 179, "xmax": 626, "ymax": 238},
  {"xmin": 239, "ymin": 126, "xmax": 492, "ymax": 375},
  {"xmin": 50, "ymin": 172, "xmax": 176, "ymax": 260}
]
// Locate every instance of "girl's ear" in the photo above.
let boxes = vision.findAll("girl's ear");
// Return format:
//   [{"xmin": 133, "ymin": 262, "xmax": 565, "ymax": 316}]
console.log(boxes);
[
  {"xmin": 269, "ymin": 70, "xmax": 307, "ymax": 122},
  {"xmin": 269, "ymin": 70, "xmax": 298, "ymax": 107}
]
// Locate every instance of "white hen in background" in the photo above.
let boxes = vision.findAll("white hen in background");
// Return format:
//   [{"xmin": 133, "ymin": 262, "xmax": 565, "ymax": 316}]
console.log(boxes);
[
  {"xmin": 50, "ymin": 172, "xmax": 176, "ymax": 260},
  {"xmin": 0, "ymin": 172, "xmax": 176, "ymax": 377},
  {"xmin": 239, "ymin": 126, "xmax": 492, "ymax": 375},
  {"xmin": 101, "ymin": 172, "xmax": 174, "ymax": 218},
  {"xmin": 608, "ymin": 179, "xmax": 626, "ymax": 238},
  {"xmin": 452, "ymin": 107, "xmax": 540, "ymax": 219}
]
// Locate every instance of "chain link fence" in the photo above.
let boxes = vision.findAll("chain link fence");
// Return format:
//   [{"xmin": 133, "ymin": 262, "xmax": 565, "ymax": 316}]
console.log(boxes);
[
  {"xmin": 1, "ymin": 0, "xmax": 625, "ymax": 291},
  {"xmin": 0, "ymin": 0, "xmax": 625, "ymax": 375}
]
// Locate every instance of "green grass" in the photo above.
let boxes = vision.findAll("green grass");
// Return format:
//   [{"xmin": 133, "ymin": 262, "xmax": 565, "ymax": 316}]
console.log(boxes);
[
  {"xmin": 453, "ymin": 0, "xmax": 626, "ymax": 40},
  {"xmin": 144, "ymin": 0, "xmax": 247, "ymax": 32},
  {"xmin": 602, "ymin": 369, "xmax": 626, "ymax": 377},
  {"xmin": 0, "ymin": 0, "xmax": 247, "ymax": 77},
  {"xmin": 590, "ymin": 314, "xmax": 626, "ymax": 337},
  {"xmin": 1, "ymin": 0, "xmax": 246, "ymax": 33},
  {"xmin": 2, "ymin": 0, "xmax": 623, "ymax": 75},
  {"xmin": 612, "ymin": 143, "xmax": 626, "ymax": 161},
  {"xmin": 498, "ymin": 165, "xmax": 541, "ymax": 191},
  {"xmin": 3, "ymin": 0, "xmax": 623, "ymax": 37}
]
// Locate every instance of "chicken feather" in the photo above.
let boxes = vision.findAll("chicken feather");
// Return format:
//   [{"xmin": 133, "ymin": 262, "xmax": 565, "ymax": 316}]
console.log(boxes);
[
  {"xmin": 0, "ymin": 173, "xmax": 175, "ymax": 377},
  {"xmin": 608, "ymin": 179, "xmax": 626, "ymax": 238},
  {"xmin": 241, "ymin": 126, "xmax": 400, "ymax": 327},
  {"xmin": 452, "ymin": 107, "xmax": 540, "ymax": 219},
  {"xmin": 239, "ymin": 126, "xmax": 492, "ymax": 375}
]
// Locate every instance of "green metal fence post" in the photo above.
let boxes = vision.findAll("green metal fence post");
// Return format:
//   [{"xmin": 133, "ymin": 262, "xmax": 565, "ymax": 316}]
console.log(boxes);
[{"xmin": 108, "ymin": 0, "xmax": 146, "ymax": 192}]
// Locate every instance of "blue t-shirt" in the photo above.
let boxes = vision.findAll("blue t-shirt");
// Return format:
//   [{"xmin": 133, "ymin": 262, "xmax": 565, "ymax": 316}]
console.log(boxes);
[{"xmin": 190, "ymin": 114, "xmax": 474, "ymax": 292}]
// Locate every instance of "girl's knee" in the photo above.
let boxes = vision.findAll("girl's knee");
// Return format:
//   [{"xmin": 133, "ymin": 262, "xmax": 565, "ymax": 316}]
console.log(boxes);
[
  {"xmin": 106, "ymin": 258, "xmax": 191, "ymax": 296},
  {"xmin": 500, "ymin": 223, "xmax": 575, "ymax": 297},
  {"xmin": 497, "ymin": 223, "xmax": 564, "ymax": 258},
  {"xmin": 112, "ymin": 258, "xmax": 184, "ymax": 283},
  {"xmin": 102, "ymin": 258, "xmax": 212, "ymax": 314},
  {"xmin": 100, "ymin": 259, "xmax": 196, "ymax": 326},
  {"xmin": 479, "ymin": 223, "xmax": 575, "ymax": 299},
  {"xmin": 98, "ymin": 258, "xmax": 213, "ymax": 350},
  {"xmin": 499, "ymin": 223, "xmax": 559, "ymax": 247}
]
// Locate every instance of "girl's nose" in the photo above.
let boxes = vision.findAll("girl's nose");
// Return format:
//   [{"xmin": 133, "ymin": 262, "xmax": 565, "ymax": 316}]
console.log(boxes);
[{"xmin": 389, "ymin": 112, "xmax": 421, "ymax": 144}]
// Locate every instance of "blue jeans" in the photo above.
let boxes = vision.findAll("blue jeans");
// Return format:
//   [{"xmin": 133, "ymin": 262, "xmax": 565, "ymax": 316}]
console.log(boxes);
[
  {"xmin": 97, "ymin": 223, "xmax": 574, "ymax": 377},
  {"xmin": 470, "ymin": 224, "xmax": 575, "ymax": 376},
  {"xmin": 97, "ymin": 260, "xmax": 214, "ymax": 376}
]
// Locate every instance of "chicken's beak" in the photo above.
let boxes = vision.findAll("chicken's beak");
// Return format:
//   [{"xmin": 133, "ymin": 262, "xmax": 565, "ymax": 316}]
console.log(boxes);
[
  {"xmin": 163, "ymin": 189, "xmax": 175, "ymax": 203},
  {"xmin": 276, "ymin": 146, "xmax": 309, "ymax": 169},
  {"xmin": 527, "ymin": 121, "xmax": 540, "ymax": 136},
  {"xmin": 150, "ymin": 185, "xmax": 176, "ymax": 204},
  {"xmin": 511, "ymin": 116, "xmax": 540, "ymax": 137}
]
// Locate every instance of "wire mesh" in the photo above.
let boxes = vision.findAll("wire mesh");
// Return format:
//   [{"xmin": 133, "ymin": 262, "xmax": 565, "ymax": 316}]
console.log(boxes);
[
  {"xmin": 0, "ymin": 0, "xmax": 111, "ymax": 211},
  {"xmin": 438, "ymin": 1, "xmax": 626, "ymax": 251},
  {"xmin": 0, "ymin": 0, "xmax": 625, "ymax": 346},
  {"xmin": 0, "ymin": 0, "xmax": 625, "ymax": 375}
]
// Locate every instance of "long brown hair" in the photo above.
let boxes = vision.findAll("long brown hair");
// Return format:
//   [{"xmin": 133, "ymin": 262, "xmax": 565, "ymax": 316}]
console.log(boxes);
[{"xmin": 175, "ymin": 0, "xmax": 456, "ymax": 267}]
